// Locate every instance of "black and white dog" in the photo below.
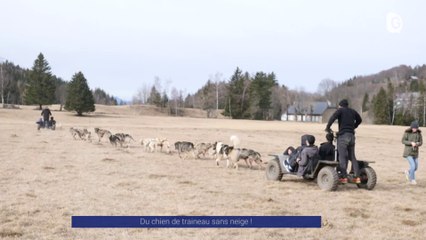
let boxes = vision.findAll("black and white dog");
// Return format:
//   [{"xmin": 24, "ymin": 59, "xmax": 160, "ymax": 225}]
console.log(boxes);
[
  {"xmin": 213, "ymin": 135, "xmax": 240, "ymax": 168},
  {"xmin": 109, "ymin": 133, "xmax": 135, "ymax": 147},
  {"xmin": 213, "ymin": 136, "xmax": 263, "ymax": 169}
]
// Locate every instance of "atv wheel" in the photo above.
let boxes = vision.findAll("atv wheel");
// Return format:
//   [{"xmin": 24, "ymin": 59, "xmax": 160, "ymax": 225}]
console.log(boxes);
[
  {"xmin": 357, "ymin": 167, "xmax": 377, "ymax": 190},
  {"xmin": 265, "ymin": 159, "xmax": 283, "ymax": 181},
  {"xmin": 317, "ymin": 166, "xmax": 339, "ymax": 191}
]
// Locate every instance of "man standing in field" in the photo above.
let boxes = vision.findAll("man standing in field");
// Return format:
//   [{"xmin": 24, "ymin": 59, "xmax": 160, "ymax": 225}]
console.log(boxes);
[{"xmin": 325, "ymin": 99, "xmax": 362, "ymax": 184}]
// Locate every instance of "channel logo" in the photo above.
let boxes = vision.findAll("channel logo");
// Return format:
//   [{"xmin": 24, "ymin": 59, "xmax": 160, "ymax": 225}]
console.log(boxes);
[{"xmin": 386, "ymin": 12, "xmax": 403, "ymax": 33}]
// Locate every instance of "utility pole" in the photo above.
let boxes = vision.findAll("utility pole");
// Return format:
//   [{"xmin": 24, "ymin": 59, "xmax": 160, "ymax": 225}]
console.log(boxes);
[
  {"xmin": 423, "ymin": 95, "xmax": 425, "ymax": 127},
  {"xmin": 0, "ymin": 57, "xmax": 5, "ymax": 108}
]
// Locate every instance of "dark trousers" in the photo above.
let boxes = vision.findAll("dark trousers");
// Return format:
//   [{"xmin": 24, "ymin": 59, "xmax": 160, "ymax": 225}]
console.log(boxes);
[
  {"xmin": 43, "ymin": 118, "xmax": 50, "ymax": 128},
  {"xmin": 337, "ymin": 132, "xmax": 360, "ymax": 178}
]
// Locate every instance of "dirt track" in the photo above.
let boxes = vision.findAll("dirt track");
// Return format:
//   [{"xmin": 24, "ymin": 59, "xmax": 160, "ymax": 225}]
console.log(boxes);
[{"xmin": 1, "ymin": 105, "xmax": 425, "ymax": 239}]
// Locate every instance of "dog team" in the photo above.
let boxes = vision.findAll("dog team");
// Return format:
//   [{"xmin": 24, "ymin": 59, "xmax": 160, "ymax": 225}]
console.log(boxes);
[{"xmin": 68, "ymin": 127, "xmax": 264, "ymax": 170}]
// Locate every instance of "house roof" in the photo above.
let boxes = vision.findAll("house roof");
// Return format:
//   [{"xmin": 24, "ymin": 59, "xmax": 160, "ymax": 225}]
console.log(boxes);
[
  {"xmin": 312, "ymin": 102, "xmax": 329, "ymax": 115},
  {"xmin": 287, "ymin": 105, "xmax": 297, "ymax": 114},
  {"xmin": 285, "ymin": 101, "xmax": 335, "ymax": 115}
]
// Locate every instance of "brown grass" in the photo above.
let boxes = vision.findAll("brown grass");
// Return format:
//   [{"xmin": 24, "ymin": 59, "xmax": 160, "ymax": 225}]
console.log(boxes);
[{"xmin": 0, "ymin": 105, "xmax": 425, "ymax": 239}]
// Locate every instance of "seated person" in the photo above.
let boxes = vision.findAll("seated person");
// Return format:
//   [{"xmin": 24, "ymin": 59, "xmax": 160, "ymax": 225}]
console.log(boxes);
[
  {"xmin": 283, "ymin": 146, "xmax": 295, "ymax": 156},
  {"xmin": 286, "ymin": 135, "xmax": 311, "ymax": 171},
  {"xmin": 48, "ymin": 116, "xmax": 56, "ymax": 130},
  {"xmin": 282, "ymin": 146, "xmax": 296, "ymax": 172},
  {"xmin": 36, "ymin": 117, "xmax": 44, "ymax": 130},
  {"xmin": 319, "ymin": 132, "xmax": 335, "ymax": 160},
  {"xmin": 297, "ymin": 135, "xmax": 319, "ymax": 177}
]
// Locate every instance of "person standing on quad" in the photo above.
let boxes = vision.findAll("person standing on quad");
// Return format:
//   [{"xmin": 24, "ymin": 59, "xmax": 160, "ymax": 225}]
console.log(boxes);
[
  {"xmin": 297, "ymin": 135, "xmax": 319, "ymax": 177},
  {"xmin": 41, "ymin": 106, "xmax": 52, "ymax": 128},
  {"xmin": 325, "ymin": 99, "xmax": 362, "ymax": 184},
  {"xmin": 402, "ymin": 121, "xmax": 422, "ymax": 185}
]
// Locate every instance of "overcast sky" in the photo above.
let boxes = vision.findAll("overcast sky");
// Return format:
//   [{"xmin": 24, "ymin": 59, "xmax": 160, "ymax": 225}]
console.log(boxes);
[{"xmin": 1, "ymin": 0, "xmax": 425, "ymax": 100}]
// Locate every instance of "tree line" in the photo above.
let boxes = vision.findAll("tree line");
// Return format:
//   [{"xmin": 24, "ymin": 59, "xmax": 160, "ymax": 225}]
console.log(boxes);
[
  {"xmin": 132, "ymin": 67, "xmax": 296, "ymax": 120},
  {"xmin": 132, "ymin": 64, "xmax": 426, "ymax": 125},
  {"xmin": 3, "ymin": 53, "xmax": 426, "ymax": 124},
  {"xmin": 0, "ymin": 53, "xmax": 117, "ymax": 115}
]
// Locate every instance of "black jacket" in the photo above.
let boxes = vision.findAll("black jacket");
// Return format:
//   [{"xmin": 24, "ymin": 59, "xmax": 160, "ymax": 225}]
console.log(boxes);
[
  {"xmin": 326, "ymin": 107, "xmax": 362, "ymax": 135},
  {"xmin": 41, "ymin": 108, "xmax": 52, "ymax": 120},
  {"xmin": 319, "ymin": 142, "xmax": 335, "ymax": 160}
]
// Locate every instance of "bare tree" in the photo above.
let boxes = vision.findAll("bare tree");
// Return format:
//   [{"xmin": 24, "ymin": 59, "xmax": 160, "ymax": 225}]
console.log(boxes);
[
  {"xmin": 132, "ymin": 83, "xmax": 151, "ymax": 105},
  {"xmin": 170, "ymin": 87, "xmax": 179, "ymax": 116},
  {"xmin": 154, "ymin": 76, "xmax": 162, "ymax": 94},
  {"xmin": 317, "ymin": 78, "xmax": 337, "ymax": 97}
]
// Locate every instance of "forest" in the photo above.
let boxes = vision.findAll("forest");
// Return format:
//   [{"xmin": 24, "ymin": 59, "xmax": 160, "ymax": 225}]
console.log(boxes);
[{"xmin": 2, "ymin": 53, "xmax": 426, "ymax": 125}]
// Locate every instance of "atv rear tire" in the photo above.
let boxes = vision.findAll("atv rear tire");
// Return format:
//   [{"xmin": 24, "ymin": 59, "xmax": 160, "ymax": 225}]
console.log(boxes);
[
  {"xmin": 317, "ymin": 166, "xmax": 339, "ymax": 191},
  {"xmin": 357, "ymin": 167, "xmax": 377, "ymax": 190},
  {"xmin": 265, "ymin": 159, "xmax": 283, "ymax": 181}
]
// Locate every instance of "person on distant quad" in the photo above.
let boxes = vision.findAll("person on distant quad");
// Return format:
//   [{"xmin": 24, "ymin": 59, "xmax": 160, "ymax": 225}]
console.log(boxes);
[
  {"xmin": 36, "ymin": 117, "xmax": 44, "ymax": 130},
  {"xmin": 49, "ymin": 116, "xmax": 56, "ymax": 130},
  {"xmin": 297, "ymin": 135, "xmax": 319, "ymax": 177},
  {"xmin": 41, "ymin": 106, "xmax": 52, "ymax": 128},
  {"xmin": 319, "ymin": 132, "xmax": 335, "ymax": 160},
  {"xmin": 325, "ymin": 99, "xmax": 362, "ymax": 184}
]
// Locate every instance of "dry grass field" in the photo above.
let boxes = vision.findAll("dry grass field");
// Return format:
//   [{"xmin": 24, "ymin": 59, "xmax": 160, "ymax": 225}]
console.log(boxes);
[{"xmin": 1, "ymin": 105, "xmax": 425, "ymax": 240}]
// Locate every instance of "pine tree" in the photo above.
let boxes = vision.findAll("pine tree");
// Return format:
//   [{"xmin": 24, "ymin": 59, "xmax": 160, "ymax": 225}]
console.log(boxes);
[
  {"xmin": 223, "ymin": 67, "xmax": 250, "ymax": 119},
  {"xmin": 24, "ymin": 53, "xmax": 56, "ymax": 109},
  {"xmin": 148, "ymin": 86, "xmax": 161, "ymax": 107},
  {"xmin": 362, "ymin": 93, "xmax": 369, "ymax": 112},
  {"xmin": 372, "ymin": 87, "xmax": 389, "ymax": 124},
  {"xmin": 249, "ymin": 72, "xmax": 277, "ymax": 120},
  {"xmin": 65, "ymin": 72, "xmax": 95, "ymax": 116}
]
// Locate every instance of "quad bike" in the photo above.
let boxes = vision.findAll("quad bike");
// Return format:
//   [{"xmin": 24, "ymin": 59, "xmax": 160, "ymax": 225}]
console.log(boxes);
[
  {"xmin": 265, "ymin": 132, "xmax": 377, "ymax": 191},
  {"xmin": 36, "ymin": 119, "xmax": 56, "ymax": 130}
]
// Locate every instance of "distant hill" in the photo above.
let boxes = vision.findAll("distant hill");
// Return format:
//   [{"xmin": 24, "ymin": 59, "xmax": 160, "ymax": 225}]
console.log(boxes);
[{"xmin": 326, "ymin": 64, "xmax": 426, "ymax": 122}]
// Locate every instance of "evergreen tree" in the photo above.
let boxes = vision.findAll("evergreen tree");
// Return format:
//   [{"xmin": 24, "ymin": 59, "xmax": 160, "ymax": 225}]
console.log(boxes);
[
  {"xmin": 372, "ymin": 87, "xmax": 389, "ymax": 124},
  {"xmin": 160, "ymin": 91, "xmax": 169, "ymax": 109},
  {"xmin": 147, "ymin": 86, "xmax": 161, "ymax": 107},
  {"xmin": 24, "ymin": 53, "xmax": 56, "ymax": 109},
  {"xmin": 65, "ymin": 72, "xmax": 95, "ymax": 116},
  {"xmin": 93, "ymin": 88, "xmax": 117, "ymax": 105},
  {"xmin": 362, "ymin": 93, "xmax": 369, "ymax": 112},
  {"xmin": 387, "ymin": 81, "xmax": 395, "ymax": 124},
  {"xmin": 223, "ymin": 67, "xmax": 250, "ymax": 119},
  {"xmin": 249, "ymin": 72, "xmax": 277, "ymax": 120},
  {"xmin": 409, "ymin": 79, "xmax": 419, "ymax": 91}
]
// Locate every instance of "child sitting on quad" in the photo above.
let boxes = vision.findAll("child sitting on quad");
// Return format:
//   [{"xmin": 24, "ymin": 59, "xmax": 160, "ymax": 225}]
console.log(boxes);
[
  {"xmin": 36, "ymin": 117, "xmax": 44, "ymax": 130},
  {"xmin": 319, "ymin": 132, "xmax": 335, "ymax": 160},
  {"xmin": 36, "ymin": 116, "xmax": 56, "ymax": 130},
  {"xmin": 297, "ymin": 135, "xmax": 319, "ymax": 177},
  {"xmin": 48, "ymin": 116, "xmax": 56, "ymax": 130},
  {"xmin": 283, "ymin": 134, "xmax": 313, "ymax": 173}
]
